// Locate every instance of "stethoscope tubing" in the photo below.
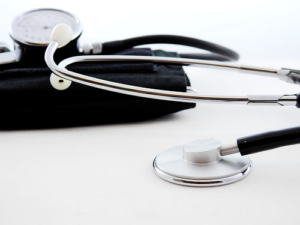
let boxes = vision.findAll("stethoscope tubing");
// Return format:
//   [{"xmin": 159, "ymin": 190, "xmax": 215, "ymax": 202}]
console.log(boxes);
[{"xmin": 101, "ymin": 35, "xmax": 240, "ymax": 61}]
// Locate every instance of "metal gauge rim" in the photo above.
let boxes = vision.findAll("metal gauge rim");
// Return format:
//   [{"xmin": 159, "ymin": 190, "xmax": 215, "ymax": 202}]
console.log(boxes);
[
  {"xmin": 153, "ymin": 144, "xmax": 252, "ymax": 187},
  {"xmin": 9, "ymin": 8, "xmax": 83, "ymax": 47}
]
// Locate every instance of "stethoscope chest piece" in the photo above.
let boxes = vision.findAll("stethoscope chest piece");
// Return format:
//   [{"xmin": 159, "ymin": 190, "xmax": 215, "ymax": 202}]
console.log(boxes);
[{"xmin": 153, "ymin": 138, "xmax": 252, "ymax": 187}]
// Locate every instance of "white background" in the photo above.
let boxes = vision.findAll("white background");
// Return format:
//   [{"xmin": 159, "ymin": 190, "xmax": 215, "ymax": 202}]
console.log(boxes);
[{"xmin": 1, "ymin": 0, "xmax": 300, "ymax": 224}]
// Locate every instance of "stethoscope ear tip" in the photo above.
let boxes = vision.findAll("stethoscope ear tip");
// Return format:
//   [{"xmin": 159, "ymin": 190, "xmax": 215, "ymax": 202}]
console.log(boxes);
[
  {"xmin": 50, "ymin": 73, "xmax": 71, "ymax": 90},
  {"xmin": 50, "ymin": 23, "xmax": 73, "ymax": 48}
]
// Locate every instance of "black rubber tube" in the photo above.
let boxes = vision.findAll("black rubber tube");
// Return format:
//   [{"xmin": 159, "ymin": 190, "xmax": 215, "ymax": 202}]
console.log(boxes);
[
  {"xmin": 297, "ymin": 93, "xmax": 300, "ymax": 108},
  {"xmin": 237, "ymin": 127, "xmax": 300, "ymax": 155},
  {"xmin": 102, "ymin": 35, "xmax": 240, "ymax": 61}
]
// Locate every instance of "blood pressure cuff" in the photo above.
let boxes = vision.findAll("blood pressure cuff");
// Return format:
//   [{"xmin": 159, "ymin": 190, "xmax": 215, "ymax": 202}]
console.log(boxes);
[{"xmin": 0, "ymin": 48, "xmax": 196, "ymax": 129}]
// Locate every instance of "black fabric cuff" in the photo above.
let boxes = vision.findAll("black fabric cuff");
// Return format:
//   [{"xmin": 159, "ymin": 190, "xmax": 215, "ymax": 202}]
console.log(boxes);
[{"xmin": 0, "ymin": 48, "xmax": 195, "ymax": 129}]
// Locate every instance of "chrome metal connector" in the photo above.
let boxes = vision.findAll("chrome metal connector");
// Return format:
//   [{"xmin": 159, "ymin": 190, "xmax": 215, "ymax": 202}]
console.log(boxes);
[
  {"xmin": 0, "ymin": 42, "xmax": 21, "ymax": 65},
  {"xmin": 186, "ymin": 86, "xmax": 198, "ymax": 93},
  {"xmin": 247, "ymin": 94, "xmax": 297, "ymax": 106},
  {"xmin": 81, "ymin": 42, "xmax": 102, "ymax": 55},
  {"xmin": 0, "ymin": 43, "xmax": 10, "ymax": 53},
  {"xmin": 278, "ymin": 94, "xmax": 298, "ymax": 106},
  {"xmin": 221, "ymin": 142, "xmax": 239, "ymax": 156},
  {"xmin": 280, "ymin": 68, "xmax": 300, "ymax": 85}
]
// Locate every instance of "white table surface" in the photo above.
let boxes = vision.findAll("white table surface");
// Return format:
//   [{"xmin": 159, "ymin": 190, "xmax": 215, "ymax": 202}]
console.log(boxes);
[{"xmin": 1, "ymin": 1, "xmax": 300, "ymax": 224}]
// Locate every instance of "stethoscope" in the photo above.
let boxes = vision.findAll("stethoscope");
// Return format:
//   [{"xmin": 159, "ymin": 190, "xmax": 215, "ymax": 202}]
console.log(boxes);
[{"xmin": 2, "ymin": 8, "xmax": 300, "ymax": 187}]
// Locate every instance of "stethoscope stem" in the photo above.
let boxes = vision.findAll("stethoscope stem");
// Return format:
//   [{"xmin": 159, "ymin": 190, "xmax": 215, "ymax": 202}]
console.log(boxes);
[{"xmin": 220, "ymin": 143, "xmax": 240, "ymax": 156}]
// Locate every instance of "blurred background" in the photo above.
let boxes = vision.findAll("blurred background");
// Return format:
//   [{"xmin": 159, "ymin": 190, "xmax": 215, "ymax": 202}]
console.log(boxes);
[{"xmin": 1, "ymin": 1, "xmax": 300, "ymax": 225}]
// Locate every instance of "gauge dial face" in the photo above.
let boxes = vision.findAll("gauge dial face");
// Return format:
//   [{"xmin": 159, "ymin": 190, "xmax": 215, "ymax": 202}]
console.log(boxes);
[{"xmin": 10, "ymin": 9, "xmax": 82, "ymax": 46}]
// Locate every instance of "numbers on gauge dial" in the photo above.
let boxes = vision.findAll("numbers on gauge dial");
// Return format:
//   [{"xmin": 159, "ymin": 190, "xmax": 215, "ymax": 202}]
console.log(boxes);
[{"xmin": 13, "ymin": 11, "xmax": 77, "ymax": 44}]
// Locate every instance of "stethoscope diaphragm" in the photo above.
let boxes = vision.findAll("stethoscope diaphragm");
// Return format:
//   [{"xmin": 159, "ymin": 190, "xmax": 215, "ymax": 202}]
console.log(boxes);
[{"xmin": 153, "ymin": 139, "xmax": 252, "ymax": 187}]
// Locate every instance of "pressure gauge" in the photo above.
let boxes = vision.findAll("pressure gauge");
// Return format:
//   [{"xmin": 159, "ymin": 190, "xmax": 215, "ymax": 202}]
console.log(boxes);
[
  {"xmin": 0, "ymin": 8, "xmax": 83, "ymax": 66},
  {"xmin": 9, "ymin": 8, "xmax": 82, "ymax": 46}
]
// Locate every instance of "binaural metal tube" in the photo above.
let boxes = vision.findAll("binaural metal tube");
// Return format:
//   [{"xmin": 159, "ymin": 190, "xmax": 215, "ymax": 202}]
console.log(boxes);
[
  {"xmin": 45, "ymin": 41, "xmax": 298, "ymax": 106},
  {"xmin": 45, "ymin": 41, "xmax": 249, "ymax": 104},
  {"xmin": 240, "ymin": 65, "xmax": 278, "ymax": 75}
]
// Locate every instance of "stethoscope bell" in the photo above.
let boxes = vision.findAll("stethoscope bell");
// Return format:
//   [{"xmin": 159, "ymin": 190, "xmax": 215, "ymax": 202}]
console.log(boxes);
[{"xmin": 153, "ymin": 138, "xmax": 252, "ymax": 187}]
